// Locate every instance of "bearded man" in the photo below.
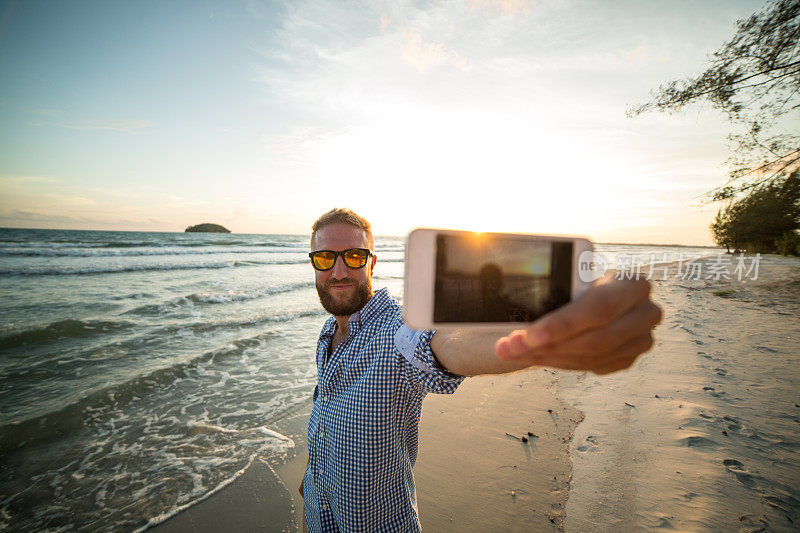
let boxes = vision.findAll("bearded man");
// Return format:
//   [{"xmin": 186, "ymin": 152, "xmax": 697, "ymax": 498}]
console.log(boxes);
[{"xmin": 301, "ymin": 208, "xmax": 661, "ymax": 532}]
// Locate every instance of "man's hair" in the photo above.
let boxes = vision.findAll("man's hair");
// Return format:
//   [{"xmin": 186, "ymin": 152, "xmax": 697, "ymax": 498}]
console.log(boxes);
[{"xmin": 311, "ymin": 208, "xmax": 374, "ymax": 249}]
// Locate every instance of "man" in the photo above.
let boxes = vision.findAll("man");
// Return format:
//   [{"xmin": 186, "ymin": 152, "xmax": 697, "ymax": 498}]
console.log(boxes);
[{"xmin": 302, "ymin": 208, "xmax": 661, "ymax": 531}]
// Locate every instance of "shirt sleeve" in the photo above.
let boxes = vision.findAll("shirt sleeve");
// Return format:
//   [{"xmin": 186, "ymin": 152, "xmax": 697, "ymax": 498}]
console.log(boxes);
[{"xmin": 394, "ymin": 324, "xmax": 465, "ymax": 394}]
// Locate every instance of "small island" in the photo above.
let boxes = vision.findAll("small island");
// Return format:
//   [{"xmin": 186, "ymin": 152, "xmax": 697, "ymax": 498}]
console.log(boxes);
[{"xmin": 185, "ymin": 223, "xmax": 231, "ymax": 233}]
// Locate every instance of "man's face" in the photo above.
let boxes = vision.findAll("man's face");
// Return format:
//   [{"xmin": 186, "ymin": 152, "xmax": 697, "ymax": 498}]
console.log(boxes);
[{"xmin": 312, "ymin": 223, "xmax": 376, "ymax": 317}]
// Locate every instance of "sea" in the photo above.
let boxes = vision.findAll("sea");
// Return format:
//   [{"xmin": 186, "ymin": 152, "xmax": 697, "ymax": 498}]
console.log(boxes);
[{"xmin": 0, "ymin": 228, "xmax": 724, "ymax": 532}]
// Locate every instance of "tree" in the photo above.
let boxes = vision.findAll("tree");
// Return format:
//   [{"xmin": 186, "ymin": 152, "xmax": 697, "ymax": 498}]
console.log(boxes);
[
  {"xmin": 710, "ymin": 169, "xmax": 800, "ymax": 254},
  {"xmin": 629, "ymin": 0, "xmax": 800, "ymax": 200},
  {"xmin": 711, "ymin": 205, "xmax": 741, "ymax": 252}
]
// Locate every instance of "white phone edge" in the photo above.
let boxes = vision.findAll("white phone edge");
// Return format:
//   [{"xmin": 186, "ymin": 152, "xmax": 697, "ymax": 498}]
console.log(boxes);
[{"xmin": 403, "ymin": 228, "xmax": 593, "ymax": 330}]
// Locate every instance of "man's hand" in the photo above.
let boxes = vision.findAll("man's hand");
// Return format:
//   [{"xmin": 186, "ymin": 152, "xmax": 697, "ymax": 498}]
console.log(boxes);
[
  {"xmin": 493, "ymin": 274, "xmax": 662, "ymax": 374},
  {"xmin": 431, "ymin": 274, "xmax": 662, "ymax": 376}
]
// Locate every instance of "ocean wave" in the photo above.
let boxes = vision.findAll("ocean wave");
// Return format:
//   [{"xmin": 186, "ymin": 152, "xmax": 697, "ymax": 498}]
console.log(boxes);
[
  {"xmin": 0, "ymin": 319, "xmax": 135, "ymax": 350},
  {"xmin": 0, "ymin": 240, "xmax": 402, "ymax": 257},
  {"xmin": 132, "ymin": 453, "xmax": 291, "ymax": 533},
  {"xmin": 372, "ymin": 274, "xmax": 404, "ymax": 280},
  {"xmin": 0, "ymin": 239, "xmax": 309, "ymax": 250},
  {"xmin": 172, "ymin": 308, "xmax": 326, "ymax": 335},
  {"xmin": 0, "ymin": 240, "xmax": 110, "ymax": 248},
  {"xmin": 233, "ymin": 259, "xmax": 308, "ymax": 266},
  {"xmin": 0, "ymin": 247, "xmax": 306, "ymax": 258},
  {"xmin": 0, "ymin": 324, "xmax": 309, "ymax": 455},
  {"xmin": 122, "ymin": 282, "xmax": 314, "ymax": 316},
  {"xmin": 133, "ymin": 455, "xmax": 260, "ymax": 533},
  {"xmin": 184, "ymin": 281, "xmax": 314, "ymax": 304},
  {"xmin": 0, "ymin": 258, "xmax": 309, "ymax": 276},
  {"xmin": 0, "ymin": 262, "xmax": 232, "ymax": 276}
]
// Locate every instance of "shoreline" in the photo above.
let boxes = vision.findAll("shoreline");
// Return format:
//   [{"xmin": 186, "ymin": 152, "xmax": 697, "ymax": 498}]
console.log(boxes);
[
  {"xmin": 146, "ymin": 456, "xmax": 295, "ymax": 533},
  {"xmin": 148, "ymin": 402, "xmax": 311, "ymax": 533},
  {"xmin": 150, "ymin": 369, "xmax": 582, "ymax": 532}
]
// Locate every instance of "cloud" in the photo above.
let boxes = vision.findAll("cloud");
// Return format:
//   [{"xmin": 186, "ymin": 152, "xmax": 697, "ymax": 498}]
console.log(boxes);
[
  {"xmin": 42, "ymin": 193, "xmax": 96, "ymax": 206},
  {"xmin": 0, "ymin": 175, "xmax": 59, "ymax": 187},
  {"xmin": 0, "ymin": 209, "xmax": 166, "ymax": 229},
  {"xmin": 265, "ymin": 125, "xmax": 328, "ymax": 157},
  {"xmin": 469, "ymin": 0, "xmax": 535, "ymax": 14},
  {"xmin": 0, "ymin": 210, "xmax": 88, "ymax": 224},
  {"xmin": 86, "ymin": 186, "xmax": 144, "ymax": 200},
  {"xmin": 32, "ymin": 119, "xmax": 155, "ymax": 132},
  {"xmin": 400, "ymin": 31, "xmax": 469, "ymax": 72}
]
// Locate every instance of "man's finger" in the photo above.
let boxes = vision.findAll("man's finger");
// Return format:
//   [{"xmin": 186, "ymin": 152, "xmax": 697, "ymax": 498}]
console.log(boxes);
[
  {"xmin": 496, "ymin": 298, "xmax": 660, "ymax": 364},
  {"xmin": 521, "ymin": 276, "xmax": 652, "ymax": 349},
  {"xmin": 548, "ymin": 300, "xmax": 662, "ymax": 355},
  {"xmin": 512, "ymin": 330, "xmax": 655, "ymax": 373}
]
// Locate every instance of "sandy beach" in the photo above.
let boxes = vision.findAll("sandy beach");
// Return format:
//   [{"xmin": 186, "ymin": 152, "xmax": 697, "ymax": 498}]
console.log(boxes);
[
  {"xmin": 558, "ymin": 254, "xmax": 800, "ymax": 531},
  {"xmin": 150, "ymin": 366, "xmax": 580, "ymax": 533},
  {"xmin": 149, "ymin": 253, "xmax": 799, "ymax": 532}
]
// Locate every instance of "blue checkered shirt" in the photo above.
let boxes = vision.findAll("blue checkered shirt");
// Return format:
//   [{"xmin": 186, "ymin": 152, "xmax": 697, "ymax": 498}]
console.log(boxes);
[{"xmin": 303, "ymin": 288, "xmax": 465, "ymax": 532}]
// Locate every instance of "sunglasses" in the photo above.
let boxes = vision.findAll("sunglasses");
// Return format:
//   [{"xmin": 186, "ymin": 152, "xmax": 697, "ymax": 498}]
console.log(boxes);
[{"xmin": 308, "ymin": 248, "xmax": 373, "ymax": 271}]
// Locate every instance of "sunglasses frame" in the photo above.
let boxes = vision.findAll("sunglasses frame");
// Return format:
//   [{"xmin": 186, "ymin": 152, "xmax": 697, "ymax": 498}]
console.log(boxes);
[{"xmin": 308, "ymin": 248, "xmax": 373, "ymax": 271}]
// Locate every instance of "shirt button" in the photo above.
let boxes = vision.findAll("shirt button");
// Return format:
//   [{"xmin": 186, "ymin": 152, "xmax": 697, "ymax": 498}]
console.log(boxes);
[{"xmin": 321, "ymin": 503, "xmax": 328, "ymax": 511}]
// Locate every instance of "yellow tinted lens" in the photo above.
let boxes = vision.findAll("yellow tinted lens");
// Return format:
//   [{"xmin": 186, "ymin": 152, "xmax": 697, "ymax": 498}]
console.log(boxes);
[
  {"xmin": 343, "ymin": 249, "xmax": 367, "ymax": 268},
  {"xmin": 312, "ymin": 252, "xmax": 335, "ymax": 270}
]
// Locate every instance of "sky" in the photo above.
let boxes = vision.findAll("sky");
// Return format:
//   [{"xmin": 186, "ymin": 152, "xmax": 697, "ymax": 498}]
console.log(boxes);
[{"xmin": 0, "ymin": 0, "xmax": 767, "ymax": 244}]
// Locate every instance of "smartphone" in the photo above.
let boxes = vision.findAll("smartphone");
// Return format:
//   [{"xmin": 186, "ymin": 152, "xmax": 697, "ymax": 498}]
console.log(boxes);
[{"xmin": 404, "ymin": 228, "xmax": 593, "ymax": 329}]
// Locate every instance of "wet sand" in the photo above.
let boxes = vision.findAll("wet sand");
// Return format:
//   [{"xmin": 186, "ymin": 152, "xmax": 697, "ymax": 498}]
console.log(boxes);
[
  {"xmin": 148, "ymin": 404, "xmax": 310, "ymax": 533},
  {"xmin": 147, "ymin": 457, "xmax": 294, "ymax": 533}
]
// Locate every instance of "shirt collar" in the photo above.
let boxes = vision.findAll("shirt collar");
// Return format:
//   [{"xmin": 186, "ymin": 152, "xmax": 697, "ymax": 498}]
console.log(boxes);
[{"xmin": 356, "ymin": 287, "xmax": 392, "ymax": 327}]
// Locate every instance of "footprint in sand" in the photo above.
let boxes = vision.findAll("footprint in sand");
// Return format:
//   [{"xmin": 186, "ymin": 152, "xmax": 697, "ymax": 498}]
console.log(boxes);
[
  {"xmin": 755, "ymin": 345, "xmax": 778, "ymax": 353},
  {"xmin": 764, "ymin": 495, "xmax": 798, "ymax": 515},
  {"xmin": 702, "ymin": 386, "xmax": 728, "ymax": 399},
  {"xmin": 680, "ymin": 436, "xmax": 719, "ymax": 448},
  {"xmin": 576, "ymin": 435, "xmax": 599, "ymax": 452},
  {"xmin": 723, "ymin": 458, "xmax": 758, "ymax": 487},
  {"xmin": 723, "ymin": 415, "xmax": 742, "ymax": 431}
]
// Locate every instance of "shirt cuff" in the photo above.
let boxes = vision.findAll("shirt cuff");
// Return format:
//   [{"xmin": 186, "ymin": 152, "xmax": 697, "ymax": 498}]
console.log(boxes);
[{"xmin": 395, "ymin": 325, "xmax": 465, "ymax": 394}]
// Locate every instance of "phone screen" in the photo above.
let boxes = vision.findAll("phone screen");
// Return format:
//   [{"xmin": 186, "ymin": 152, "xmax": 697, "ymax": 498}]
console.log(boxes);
[{"xmin": 433, "ymin": 233, "xmax": 573, "ymax": 323}]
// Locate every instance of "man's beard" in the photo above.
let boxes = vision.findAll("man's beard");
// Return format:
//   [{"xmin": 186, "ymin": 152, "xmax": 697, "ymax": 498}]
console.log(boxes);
[{"xmin": 315, "ymin": 277, "xmax": 373, "ymax": 317}]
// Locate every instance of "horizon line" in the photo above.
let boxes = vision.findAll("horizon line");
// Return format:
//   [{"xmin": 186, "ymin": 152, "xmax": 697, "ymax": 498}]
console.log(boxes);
[{"xmin": 0, "ymin": 226, "xmax": 721, "ymax": 248}]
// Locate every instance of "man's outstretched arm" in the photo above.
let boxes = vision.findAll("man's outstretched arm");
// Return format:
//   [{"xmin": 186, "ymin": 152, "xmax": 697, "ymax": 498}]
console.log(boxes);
[{"xmin": 430, "ymin": 274, "xmax": 662, "ymax": 377}]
